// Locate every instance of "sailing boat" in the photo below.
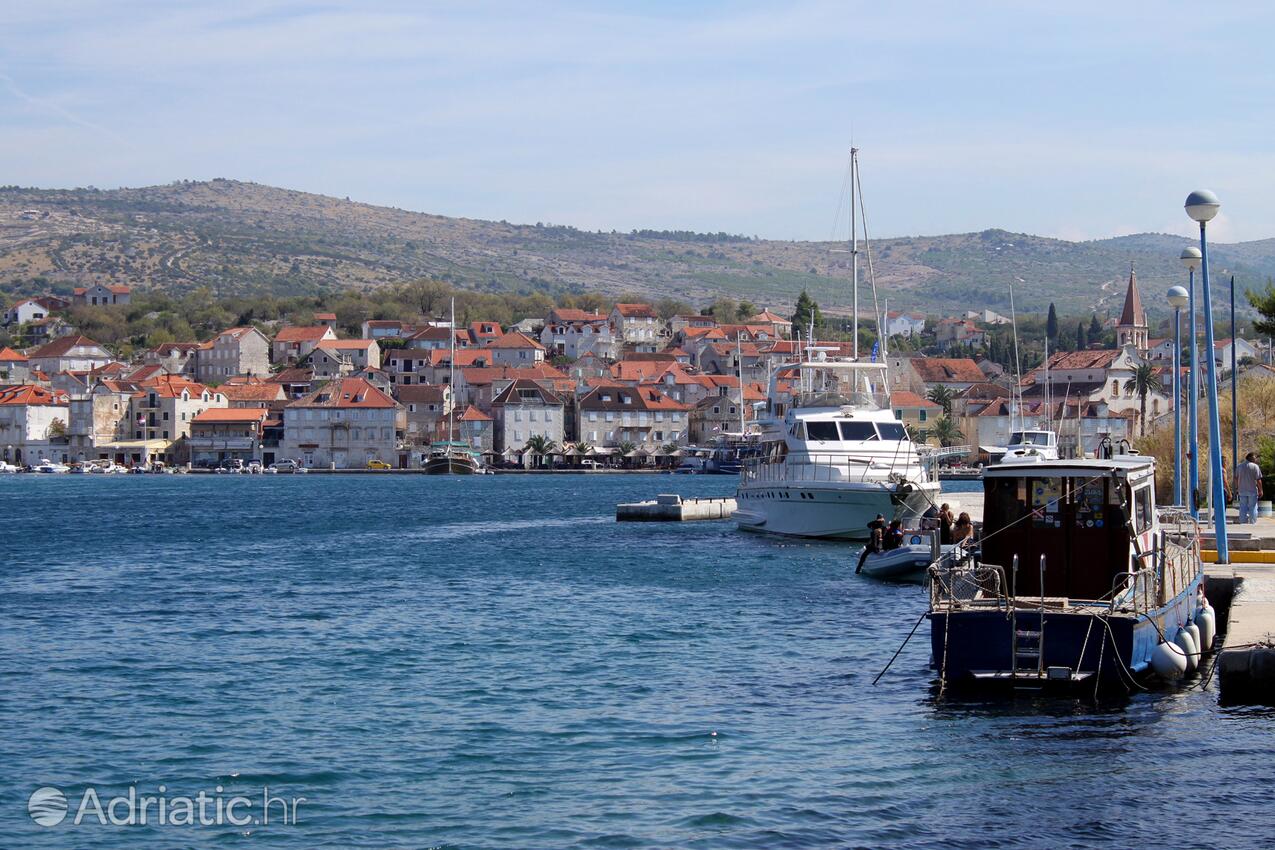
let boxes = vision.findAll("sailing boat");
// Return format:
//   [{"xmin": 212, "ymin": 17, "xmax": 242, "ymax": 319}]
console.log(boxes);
[
  {"xmin": 425, "ymin": 298, "xmax": 482, "ymax": 475},
  {"xmin": 983, "ymin": 282, "xmax": 1060, "ymax": 463}
]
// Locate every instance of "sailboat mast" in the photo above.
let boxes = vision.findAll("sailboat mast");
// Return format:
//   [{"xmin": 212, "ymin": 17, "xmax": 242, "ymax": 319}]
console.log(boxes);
[
  {"xmin": 449, "ymin": 297, "xmax": 457, "ymax": 446},
  {"xmin": 850, "ymin": 146, "xmax": 859, "ymax": 360},
  {"xmin": 736, "ymin": 335, "xmax": 746, "ymax": 438},
  {"xmin": 1009, "ymin": 281, "xmax": 1022, "ymax": 433}
]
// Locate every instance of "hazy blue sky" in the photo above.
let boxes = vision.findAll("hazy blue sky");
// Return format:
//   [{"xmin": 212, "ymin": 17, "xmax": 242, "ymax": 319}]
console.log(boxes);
[{"xmin": 3, "ymin": 1, "xmax": 1273, "ymax": 242}]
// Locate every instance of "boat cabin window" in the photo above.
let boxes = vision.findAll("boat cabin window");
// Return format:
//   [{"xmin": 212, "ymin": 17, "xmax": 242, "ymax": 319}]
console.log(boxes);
[
  {"xmin": 837, "ymin": 421, "xmax": 878, "ymax": 441},
  {"xmin": 876, "ymin": 422, "xmax": 907, "ymax": 441},
  {"xmin": 805, "ymin": 421, "xmax": 840, "ymax": 441},
  {"xmin": 1010, "ymin": 430, "xmax": 1053, "ymax": 446},
  {"xmin": 1132, "ymin": 483, "xmax": 1153, "ymax": 533}
]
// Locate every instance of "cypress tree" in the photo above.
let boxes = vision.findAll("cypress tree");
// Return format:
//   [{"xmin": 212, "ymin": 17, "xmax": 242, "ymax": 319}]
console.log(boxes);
[{"xmin": 1046, "ymin": 303, "xmax": 1059, "ymax": 341}]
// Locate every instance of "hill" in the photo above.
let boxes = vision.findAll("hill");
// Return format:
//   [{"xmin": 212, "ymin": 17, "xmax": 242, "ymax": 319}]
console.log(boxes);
[{"xmin": 1, "ymin": 179, "xmax": 1270, "ymax": 318}]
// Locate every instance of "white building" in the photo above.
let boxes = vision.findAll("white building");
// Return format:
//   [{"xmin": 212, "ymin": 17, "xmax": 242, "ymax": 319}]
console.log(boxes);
[
  {"xmin": 195, "ymin": 327, "xmax": 272, "ymax": 383},
  {"xmin": 27, "ymin": 335, "xmax": 114, "ymax": 374},
  {"xmin": 282, "ymin": 377, "xmax": 403, "ymax": 469},
  {"xmin": 490, "ymin": 378, "xmax": 565, "ymax": 453},
  {"xmin": 0, "ymin": 384, "xmax": 70, "ymax": 465}
]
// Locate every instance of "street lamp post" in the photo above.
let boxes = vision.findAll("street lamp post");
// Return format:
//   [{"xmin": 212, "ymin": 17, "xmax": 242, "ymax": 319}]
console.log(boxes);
[
  {"xmin": 1167, "ymin": 285, "xmax": 1189, "ymax": 507},
  {"xmin": 1180, "ymin": 246, "xmax": 1202, "ymax": 516},
  {"xmin": 1185, "ymin": 190, "xmax": 1228, "ymax": 564}
]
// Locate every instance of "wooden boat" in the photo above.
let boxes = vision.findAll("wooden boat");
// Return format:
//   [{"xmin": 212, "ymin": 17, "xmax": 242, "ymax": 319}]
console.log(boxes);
[
  {"xmin": 424, "ymin": 441, "xmax": 480, "ymax": 475},
  {"xmin": 927, "ymin": 450, "xmax": 1210, "ymax": 692}
]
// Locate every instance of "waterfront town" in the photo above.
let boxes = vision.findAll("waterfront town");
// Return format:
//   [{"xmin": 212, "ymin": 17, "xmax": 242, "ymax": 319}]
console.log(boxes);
[{"xmin": 1, "ymin": 270, "xmax": 1270, "ymax": 471}]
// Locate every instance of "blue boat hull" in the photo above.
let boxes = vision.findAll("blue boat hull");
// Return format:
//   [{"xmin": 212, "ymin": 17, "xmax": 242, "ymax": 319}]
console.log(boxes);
[{"xmin": 930, "ymin": 576, "xmax": 1202, "ymax": 691}]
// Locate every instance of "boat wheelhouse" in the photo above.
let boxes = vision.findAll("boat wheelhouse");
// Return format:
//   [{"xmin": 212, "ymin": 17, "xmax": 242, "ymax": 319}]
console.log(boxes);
[{"xmin": 928, "ymin": 453, "xmax": 1207, "ymax": 691}]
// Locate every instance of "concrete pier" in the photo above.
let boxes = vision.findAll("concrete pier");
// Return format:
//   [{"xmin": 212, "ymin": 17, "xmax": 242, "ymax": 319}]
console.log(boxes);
[
  {"xmin": 616, "ymin": 494, "xmax": 736, "ymax": 522},
  {"xmin": 1210, "ymin": 559, "xmax": 1275, "ymax": 704}
]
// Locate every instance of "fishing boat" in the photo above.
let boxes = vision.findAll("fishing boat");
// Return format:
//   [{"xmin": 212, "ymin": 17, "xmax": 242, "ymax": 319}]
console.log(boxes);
[
  {"xmin": 424, "ymin": 441, "xmax": 481, "ymax": 475},
  {"xmin": 983, "ymin": 428, "xmax": 1061, "ymax": 463},
  {"xmin": 927, "ymin": 447, "xmax": 1212, "ymax": 692}
]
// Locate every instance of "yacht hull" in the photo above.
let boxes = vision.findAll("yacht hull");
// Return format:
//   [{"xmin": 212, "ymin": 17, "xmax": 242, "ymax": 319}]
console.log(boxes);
[
  {"xmin": 424, "ymin": 456, "xmax": 479, "ymax": 475},
  {"xmin": 735, "ymin": 481, "xmax": 937, "ymax": 540}
]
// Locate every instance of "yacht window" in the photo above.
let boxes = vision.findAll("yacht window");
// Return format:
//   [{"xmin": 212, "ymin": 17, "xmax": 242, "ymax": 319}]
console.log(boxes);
[
  {"xmin": 806, "ymin": 421, "xmax": 839, "ymax": 441},
  {"xmin": 838, "ymin": 421, "xmax": 878, "ymax": 441},
  {"xmin": 876, "ymin": 422, "xmax": 907, "ymax": 441},
  {"xmin": 1133, "ymin": 485, "xmax": 1153, "ymax": 532}
]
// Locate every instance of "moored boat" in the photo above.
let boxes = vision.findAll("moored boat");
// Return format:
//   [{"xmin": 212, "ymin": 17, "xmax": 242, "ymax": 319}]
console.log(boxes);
[
  {"xmin": 424, "ymin": 441, "xmax": 481, "ymax": 475},
  {"xmin": 927, "ymin": 450, "xmax": 1209, "ymax": 693},
  {"xmin": 33, "ymin": 459, "xmax": 71, "ymax": 474}
]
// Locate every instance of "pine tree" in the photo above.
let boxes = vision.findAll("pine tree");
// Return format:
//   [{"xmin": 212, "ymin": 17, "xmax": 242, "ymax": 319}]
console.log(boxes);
[
  {"xmin": 1089, "ymin": 313, "xmax": 1103, "ymax": 339},
  {"xmin": 1046, "ymin": 303, "xmax": 1059, "ymax": 341},
  {"xmin": 791, "ymin": 290, "xmax": 822, "ymax": 331}
]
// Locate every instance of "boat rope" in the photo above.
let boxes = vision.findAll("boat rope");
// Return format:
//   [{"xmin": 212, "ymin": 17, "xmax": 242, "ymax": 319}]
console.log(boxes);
[
  {"xmin": 1075, "ymin": 614, "xmax": 1097, "ymax": 674},
  {"xmin": 938, "ymin": 599, "xmax": 953, "ymax": 698},
  {"xmin": 1091, "ymin": 618, "xmax": 1108, "ymax": 699},
  {"xmin": 873, "ymin": 609, "xmax": 928, "ymax": 686},
  {"xmin": 1095, "ymin": 614, "xmax": 1148, "ymax": 692}
]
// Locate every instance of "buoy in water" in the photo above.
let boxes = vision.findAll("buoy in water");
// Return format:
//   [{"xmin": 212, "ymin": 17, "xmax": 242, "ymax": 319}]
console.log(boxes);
[
  {"xmin": 1195, "ymin": 605, "xmax": 1216, "ymax": 653},
  {"xmin": 1175, "ymin": 626, "xmax": 1198, "ymax": 674},
  {"xmin": 1151, "ymin": 640, "xmax": 1187, "ymax": 680}
]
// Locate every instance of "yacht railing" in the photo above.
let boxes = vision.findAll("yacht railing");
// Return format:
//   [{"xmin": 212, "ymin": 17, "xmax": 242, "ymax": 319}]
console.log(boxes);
[
  {"xmin": 741, "ymin": 452, "xmax": 925, "ymax": 485},
  {"xmin": 929, "ymin": 559, "xmax": 1008, "ymax": 611}
]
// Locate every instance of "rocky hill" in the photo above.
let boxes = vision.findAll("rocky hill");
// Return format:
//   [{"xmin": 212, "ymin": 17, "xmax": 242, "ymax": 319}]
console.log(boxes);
[{"xmin": 1, "ymin": 179, "xmax": 1270, "ymax": 318}]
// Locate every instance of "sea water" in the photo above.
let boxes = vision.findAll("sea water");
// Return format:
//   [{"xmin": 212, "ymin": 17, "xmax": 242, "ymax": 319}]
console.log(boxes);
[{"xmin": 2, "ymin": 474, "xmax": 1271, "ymax": 848}]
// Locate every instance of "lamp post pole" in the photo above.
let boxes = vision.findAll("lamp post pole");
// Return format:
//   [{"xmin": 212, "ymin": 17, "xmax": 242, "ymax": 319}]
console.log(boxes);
[
  {"xmin": 1167, "ymin": 285, "xmax": 1188, "ymax": 507},
  {"xmin": 1181, "ymin": 246, "xmax": 1202, "ymax": 517},
  {"xmin": 1186, "ymin": 190, "xmax": 1228, "ymax": 564}
]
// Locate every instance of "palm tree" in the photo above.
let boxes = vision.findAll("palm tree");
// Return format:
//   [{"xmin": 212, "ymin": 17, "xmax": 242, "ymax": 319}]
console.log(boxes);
[
  {"xmin": 931, "ymin": 416, "xmax": 964, "ymax": 448},
  {"xmin": 1125, "ymin": 363, "xmax": 1163, "ymax": 435},
  {"xmin": 616, "ymin": 440, "xmax": 638, "ymax": 468},
  {"xmin": 523, "ymin": 434, "xmax": 559, "ymax": 468},
  {"xmin": 926, "ymin": 385, "xmax": 955, "ymax": 415}
]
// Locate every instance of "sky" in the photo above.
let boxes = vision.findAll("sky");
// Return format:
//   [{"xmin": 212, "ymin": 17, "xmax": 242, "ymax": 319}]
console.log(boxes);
[{"xmin": 3, "ymin": 1, "xmax": 1275, "ymax": 243}]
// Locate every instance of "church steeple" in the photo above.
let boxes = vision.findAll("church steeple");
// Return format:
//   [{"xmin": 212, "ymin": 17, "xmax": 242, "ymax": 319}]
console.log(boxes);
[{"xmin": 1116, "ymin": 263, "xmax": 1148, "ymax": 352}]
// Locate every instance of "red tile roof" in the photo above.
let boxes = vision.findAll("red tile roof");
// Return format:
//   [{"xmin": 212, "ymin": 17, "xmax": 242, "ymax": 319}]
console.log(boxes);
[
  {"xmin": 909, "ymin": 358, "xmax": 985, "ymax": 384},
  {"xmin": 275, "ymin": 326, "xmax": 333, "ymax": 343},
  {"xmin": 486, "ymin": 331, "xmax": 545, "ymax": 350},
  {"xmin": 548, "ymin": 308, "xmax": 606, "ymax": 323},
  {"xmin": 891, "ymin": 390, "xmax": 941, "ymax": 409},
  {"xmin": 1042, "ymin": 349, "xmax": 1120, "ymax": 371},
  {"xmin": 396, "ymin": 384, "xmax": 449, "ymax": 404},
  {"xmin": 0, "ymin": 384, "xmax": 65, "ymax": 405},
  {"xmin": 317, "ymin": 338, "xmax": 377, "ymax": 351},
  {"xmin": 748, "ymin": 309, "xmax": 790, "ymax": 324},
  {"xmin": 218, "ymin": 383, "xmax": 286, "ymax": 403},
  {"xmin": 0, "ymin": 347, "xmax": 27, "ymax": 362},
  {"xmin": 1118, "ymin": 267, "xmax": 1146, "ymax": 327},
  {"xmin": 192, "ymin": 408, "xmax": 269, "ymax": 424},
  {"xmin": 457, "ymin": 405, "xmax": 492, "ymax": 421},
  {"xmin": 28, "ymin": 335, "xmax": 108, "ymax": 358},
  {"xmin": 289, "ymin": 377, "xmax": 397, "ymax": 409},
  {"xmin": 613, "ymin": 302, "xmax": 658, "ymax": 318}
]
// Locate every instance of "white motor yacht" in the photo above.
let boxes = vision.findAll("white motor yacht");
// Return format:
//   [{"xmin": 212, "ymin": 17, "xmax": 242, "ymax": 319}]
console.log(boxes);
[
  {"xmin": 734, "ymin": 354, "xmax": 939, "ymax": 540},
  {"xmin": 33, "ymin": 459, "xmax": 71, "ymax": 474}
]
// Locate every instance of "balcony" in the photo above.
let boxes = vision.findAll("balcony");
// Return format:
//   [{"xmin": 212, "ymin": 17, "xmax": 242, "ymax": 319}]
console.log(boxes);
[{"xmin": 186, "ymin": 437, "xmax": 256, "ymax": 451}]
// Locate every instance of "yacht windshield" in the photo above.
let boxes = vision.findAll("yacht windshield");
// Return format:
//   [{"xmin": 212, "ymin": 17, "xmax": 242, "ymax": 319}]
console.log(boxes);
[
  {"xmin": 1009, "ymin": 431, "xmax": 1051, "ymax": 446},
  {"xmin": 805, "ymin": 421, "xmax": 840, "ymax": 441},
  {"xmin": 876, "ymin": 422, "xmax": 908, "ymax": 441},
  {"xmin": 838, "ymin": 421, "xmax": 878, "ymax": 441}
]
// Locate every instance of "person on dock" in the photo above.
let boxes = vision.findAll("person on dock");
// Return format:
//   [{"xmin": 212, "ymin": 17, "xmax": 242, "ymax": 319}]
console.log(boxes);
[
  {"xmin": 952, "ymin": 512, "xmax": 974, "ymax": 544},
  {"xmin": 1237, "ymin": 451, "xmax": 1264, "ymax": 525},
  {"xmin": 938, "ymin": 503, "xmax": 954, "ymax": 545}
]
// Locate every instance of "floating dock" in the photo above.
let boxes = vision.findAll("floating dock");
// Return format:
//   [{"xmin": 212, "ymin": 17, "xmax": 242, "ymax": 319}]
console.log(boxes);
[{"xmin": 616, "ymin": 494, "xmax": 737, "ymax": 522}]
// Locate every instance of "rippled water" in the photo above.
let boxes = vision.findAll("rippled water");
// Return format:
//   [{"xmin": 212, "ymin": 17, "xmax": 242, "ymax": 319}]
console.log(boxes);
[{"xmin": 2, "ymin": 474, "xmax": 1272, "ymax": 848}]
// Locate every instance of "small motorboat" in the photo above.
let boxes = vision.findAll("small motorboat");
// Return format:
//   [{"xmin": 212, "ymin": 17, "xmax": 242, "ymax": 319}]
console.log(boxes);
[
  {"xmin": 34, "ymin": 459, "xmax": 71, "ymax": 474},
  {"xmin": 0, "ymin": 461, "xmax": 19, "ymax": 474},
  {"xmin": 857, "ymin": 530, "xmax": 961, "ymax": 583}
]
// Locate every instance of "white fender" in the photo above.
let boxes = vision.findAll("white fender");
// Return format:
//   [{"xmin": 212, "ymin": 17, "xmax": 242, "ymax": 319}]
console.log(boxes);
[
  {"xmin": 1194, "ymin": 605, "xmax": 1216, "ymax": 653},
  {"xmin": 1175, "ymin": 627, "xmax": 1198, "ymax": 674},
  {"xmin": 1151, "ymin": 640, "xmax": 1187, "ymax": 680},
  {"xmin": 1185, "ymin": 622, "xmax": 1202, "ymax": 662}
]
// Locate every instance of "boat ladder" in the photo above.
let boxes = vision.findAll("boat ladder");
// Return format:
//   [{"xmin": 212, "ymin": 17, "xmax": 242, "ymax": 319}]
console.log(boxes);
[{"xmin": 1010, "ymin": 555, "xmax": 1047, "ymax": 686}]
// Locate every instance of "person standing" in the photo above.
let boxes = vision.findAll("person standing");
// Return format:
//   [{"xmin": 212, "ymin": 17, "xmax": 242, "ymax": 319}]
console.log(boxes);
[
  {"xmin": 938, "ymin": 503, "xmax": 954, "ymax": 545},
  {"xmin": 1236, "ymin": 452, "xmax": 1264, "ymax": 525}
]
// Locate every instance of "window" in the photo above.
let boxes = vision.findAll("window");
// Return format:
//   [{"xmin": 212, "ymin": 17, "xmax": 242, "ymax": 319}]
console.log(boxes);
[
  {"xmin": 589, "ymin": 412, "xmax": 598, "ymax": 422},
  {"xmin": 838, "ymin": 421, "xmax": 878, "ymax": 441},
  {"xmin": 919, "ymin": 410, "xmax": 927, "ymax": 422},
  {"xmin": 876, "ymin": 422, "xmax": 908, "ymax": 441},
  {"xmin": 806, "ymin": 421, "xmax": 839, "ymax": 441}
]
